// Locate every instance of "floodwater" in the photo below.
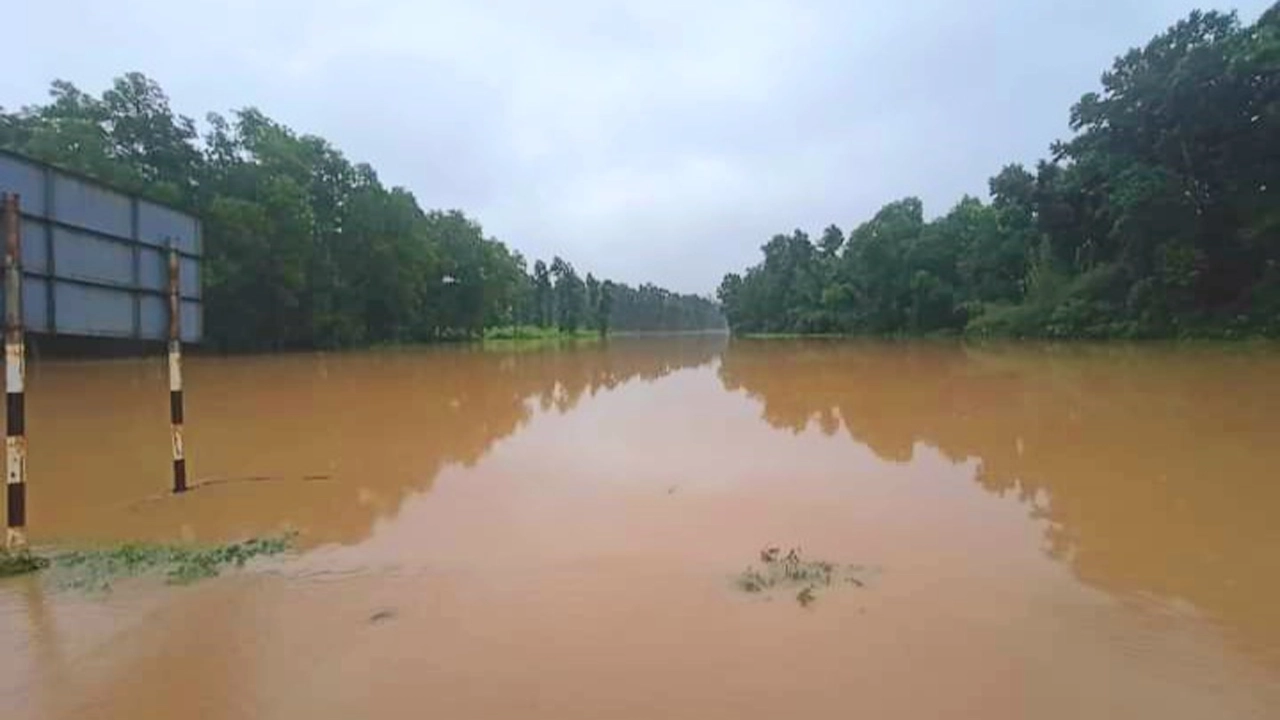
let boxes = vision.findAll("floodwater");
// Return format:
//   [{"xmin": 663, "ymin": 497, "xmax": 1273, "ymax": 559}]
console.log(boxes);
[{"xmin": 2, "ymin": 337, "xmax": 1279, "ymax": 719}]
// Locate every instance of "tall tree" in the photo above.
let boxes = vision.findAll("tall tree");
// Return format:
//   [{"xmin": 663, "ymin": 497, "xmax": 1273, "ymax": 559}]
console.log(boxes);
[
  {"xmin": 550, "ymin": 256, "xmax": 586, "ymax": 333},
  {"xmin": 532, "ymin": 260, "xmax": 553, "ymax": 329},
  {"xmin": 0, "ymin": 72, "xmax": 725, "ymax": 348},
  {"xmin": 597, "ymin": 280, "xmax": 615, "ymax": 336},
  {"xmin": 718, "ymin": 5, "xmax": 1280, "ymax": 339}
]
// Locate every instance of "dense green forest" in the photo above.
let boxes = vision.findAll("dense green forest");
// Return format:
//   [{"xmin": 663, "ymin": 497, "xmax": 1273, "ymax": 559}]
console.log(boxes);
[
  {"xmin": 0, "ymin": 77, "xmax": 722, "ymax": 350},
  {"xmin": 719, "ymin": 7, "xmax": 1280, "ymax": 339}
]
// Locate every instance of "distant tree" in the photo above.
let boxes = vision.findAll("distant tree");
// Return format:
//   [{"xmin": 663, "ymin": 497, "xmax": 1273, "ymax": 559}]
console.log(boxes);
[
  {"xmin": 597, "ymin": 280, "xmax": 615, "ymax": 336},
  {"xmin": 0, "ymin": 71, "xmax": 721, "ymax": 348},
  {"xmin": 532, "ymin": 260, "xmax": 553, "ymax": 329},
  {"xmin": 611, "ymin": 282, "xmax": 724, "ymax": 332},
  {"xmin": 818, "ymin": 224, "xmax": 845, "ymax": 258},
  {"xmin": 585, "ymin": 273, "xmax": 600, "ymax": 327},
  {"xmin": 586, "ymin": 271, "xmax": 599, "ymax": 322},
  {"xmin": 550, "ymin": 256, "xmax": 586, "ymax": 333}
]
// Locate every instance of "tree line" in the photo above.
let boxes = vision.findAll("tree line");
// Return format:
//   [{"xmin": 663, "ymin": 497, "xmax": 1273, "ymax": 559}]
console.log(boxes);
[
  {"xmin": 719, "ymin": 6, "xmax": 1280, "ymax": 339},
  {"xmin": 0, "ymin": 75, "xmax": 723, "ymax": 350},
  {"xmin": 509, "ymin": 260, "xmax": 722, "ymax": 336}
]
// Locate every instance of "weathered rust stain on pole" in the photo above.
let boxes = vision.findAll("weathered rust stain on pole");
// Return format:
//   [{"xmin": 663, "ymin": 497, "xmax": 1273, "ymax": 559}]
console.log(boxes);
[
  {"xmin": 4, "ymin": 193, "xmax": 27, "ymax": 550},
  {"xmin": 167, "ymin": 245, "xmax": 186, "ymax": 493}
]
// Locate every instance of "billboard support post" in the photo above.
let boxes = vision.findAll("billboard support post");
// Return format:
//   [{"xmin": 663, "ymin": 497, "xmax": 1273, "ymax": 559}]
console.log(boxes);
[
  {"xmin": 167, "ymin": 245, "xmax": 185, "ymax": 494},
  {"xmin": 4, "ymin": 193, "xmax": 27, "ymax": 551}
]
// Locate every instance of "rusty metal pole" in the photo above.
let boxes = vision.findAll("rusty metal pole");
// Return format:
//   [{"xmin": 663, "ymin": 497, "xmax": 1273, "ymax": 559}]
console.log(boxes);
[
  {"xmin": 167, "ymin": 245, "xmax": 186, "ymax": 493},
  {"xmin": 4, "ymin": 194, "xmax": 27, "ymax": 551}
]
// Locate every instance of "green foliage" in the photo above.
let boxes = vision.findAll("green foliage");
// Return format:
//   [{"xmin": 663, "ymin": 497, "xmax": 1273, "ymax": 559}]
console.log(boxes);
[
  {"xmin": 720, "ymin": 5, "xmax": 1280, "ymax": 339},
  {"xmin": 734, "ymin": 546, "xmax": 873, "ymax": 606},
  {"xmin": 1, "ymin": 75, "xmax": 723, "ymax": 349},
  {"xmin": 596, "ymin": 280, "xmax": 615, "ymax": 336},
  {"xmin": 531, "ymin": 260, "xmax": 553, "ymax": 329},
  {"xmin": 482, "ymin": 325, "xmax": 597, "ymax": 342},
  {"xmin": 608, "ymin": 282, "xmax": 725, "ymax": 332},
  {"xmin": 550, "ymin": 256, "xmax": 586, "ymax": 333},
  {"xmin": 50, "ymin": 534, "xmax": 294, "ymax": 592},
  {"xmin": 0, "ymin": 549, "xmax": 50, "ymax": 577}
]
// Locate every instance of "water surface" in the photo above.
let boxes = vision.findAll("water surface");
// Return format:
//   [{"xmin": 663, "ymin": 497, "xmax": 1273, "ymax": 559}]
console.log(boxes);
[{"xmin": 2, "ymin": 337, "xmax": 1278, "ymax": 719}]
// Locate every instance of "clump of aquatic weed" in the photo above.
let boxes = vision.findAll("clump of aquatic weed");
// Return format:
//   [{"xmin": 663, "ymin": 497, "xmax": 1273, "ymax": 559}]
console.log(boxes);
[
  {"xmin": 0, "ymin": 549, "xmax": 51, "ymax": 577},
  {"xmin": 735, "ymin": 546, "xmax": 877, "ymax": 607},
  {"xmin": 50, "ymin": 533, "xmax": 295, "ymax": 592}
]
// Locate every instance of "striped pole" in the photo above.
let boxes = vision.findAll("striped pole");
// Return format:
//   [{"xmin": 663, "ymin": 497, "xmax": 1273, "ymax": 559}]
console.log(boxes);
[
  {"xmin": 4, "ymin": 193, "xmax": 27, "ymax": 551},
  {"xmin": 167, "ymin": 245, "xmax": 186, "ymax": 493}
]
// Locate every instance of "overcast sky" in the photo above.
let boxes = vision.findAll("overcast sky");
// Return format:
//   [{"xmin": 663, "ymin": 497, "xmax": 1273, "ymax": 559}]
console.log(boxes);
[{"xmin": 5, "ymin": 1, "xmax": 1273, "ymax": 294}]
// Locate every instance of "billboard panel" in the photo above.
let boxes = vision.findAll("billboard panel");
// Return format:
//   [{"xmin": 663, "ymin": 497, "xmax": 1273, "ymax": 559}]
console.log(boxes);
[{"xmin": 0, "ymin": 150, "xmax": 202, "ymax": 342}]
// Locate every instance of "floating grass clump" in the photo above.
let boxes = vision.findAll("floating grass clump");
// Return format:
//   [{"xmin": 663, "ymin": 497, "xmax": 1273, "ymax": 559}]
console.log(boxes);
[
  {"xmin": 50, "ymin": 533, "xmax": 295, "ymax": 592},
  {"xmin": 0, "ymin": 549, "xmax": 50, "ymax": 578},
  {"xmin": 735, "ymin": 546, "xmax": 876, "ymax": 607}
]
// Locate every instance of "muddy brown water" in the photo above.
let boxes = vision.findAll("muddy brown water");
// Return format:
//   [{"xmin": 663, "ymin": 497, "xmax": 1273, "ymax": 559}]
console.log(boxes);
[{"xmin": 2, "ymin": 336, "xmax": 1279, "ymax": 719}]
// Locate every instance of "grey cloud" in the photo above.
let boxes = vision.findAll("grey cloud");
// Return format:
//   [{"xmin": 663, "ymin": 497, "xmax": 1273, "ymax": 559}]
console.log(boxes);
[{"xmin": 6, "ymin": 0, "xmax": 1276, "ymax": 293}]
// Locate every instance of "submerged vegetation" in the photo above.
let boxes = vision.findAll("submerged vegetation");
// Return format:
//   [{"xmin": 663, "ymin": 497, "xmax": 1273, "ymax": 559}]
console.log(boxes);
[
  {"xmin": 735, "ymin": 547, "xmax": 874, "ymax": 607},
  {"xmin": 45, "ymin": 534, "xmax": 294, "ymax": 592},
  {"xmin": 0, "ymin": 549, "xmax": 50, "ymax": 578},
  {"xmin": 719, "ymin": 6, "xmax": 1280, "ymax": 339}
]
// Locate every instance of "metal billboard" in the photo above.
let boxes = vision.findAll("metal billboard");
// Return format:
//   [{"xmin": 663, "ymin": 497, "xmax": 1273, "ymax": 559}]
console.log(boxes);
[{"xmin": 0, "ymin": 150, "xmax": 202, "ymax": 343}]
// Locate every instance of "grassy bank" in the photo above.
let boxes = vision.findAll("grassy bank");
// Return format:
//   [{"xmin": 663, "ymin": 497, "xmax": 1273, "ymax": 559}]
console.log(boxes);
[
  {"xmin": 483, "ymin": 325, "xmax": 600, "ymax": 340},
  {"xmin": 736, "ymin": 329, "xmax": 961, "ymax": 341},
  {"xmin": 481, "ymin": 326, "xmax": 603, "ymax": 349},
  {"xmin": 734, "ymin": 325, "xmax": 1276, "ymax": 342},
  {"xmin": 736, "ymin": 332, "xmax": 846, "ymax": 340}
]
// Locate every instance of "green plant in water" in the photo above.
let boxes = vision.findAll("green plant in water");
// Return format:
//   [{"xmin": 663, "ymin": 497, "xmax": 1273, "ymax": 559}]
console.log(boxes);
[
  {"xmin": 51, "ymin": 532, "xmax": 295, "ymax": 592},
  {"xmin": 735, "ymin": 546, "xmax": 874, "ymax": 606},
  {"xmin": 0, "ymin": 549, "xmax": 50, "ymax": 577}
]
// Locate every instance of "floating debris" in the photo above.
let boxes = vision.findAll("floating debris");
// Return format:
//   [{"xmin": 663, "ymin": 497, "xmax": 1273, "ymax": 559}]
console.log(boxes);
[
  {"xmin": 369, "ymin": 608, "xmax": 398, "ymax": 624},
  {"xmin": 734, "ymin": 546, "xmax": 878, "ymax": 607}
]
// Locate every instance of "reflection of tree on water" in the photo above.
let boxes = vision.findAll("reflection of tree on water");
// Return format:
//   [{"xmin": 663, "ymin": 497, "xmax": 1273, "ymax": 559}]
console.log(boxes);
[
  {"xmin": 20, "ymin": 335, "xmax": 725, "ymax": 550},
  {"xmin": 4, "ymin": 336, "xmax": 729, "ymax": 719},
  {"xmin": 719, "ymin": 340, "xmax": 1280, "ymax": 664},
  {"xmin": 523, "ymin": 336, "xmax": 726, "ymax": 415}
]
